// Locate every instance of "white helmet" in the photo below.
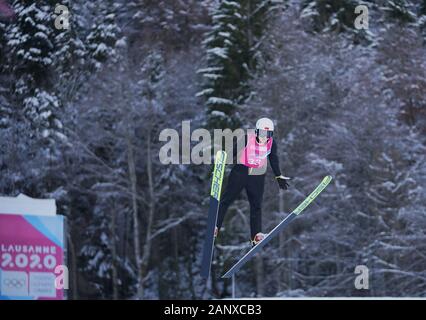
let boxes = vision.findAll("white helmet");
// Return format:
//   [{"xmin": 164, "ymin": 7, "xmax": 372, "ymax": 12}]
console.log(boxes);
[{"xmin": 256, "ymin": 117, "xmax": 274, "ymax": 131}]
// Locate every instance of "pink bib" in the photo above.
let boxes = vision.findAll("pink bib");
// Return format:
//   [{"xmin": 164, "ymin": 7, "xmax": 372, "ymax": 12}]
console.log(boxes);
[{"xmin": 239, "ymin": 133, "xmax": 273, "ymax": 168}]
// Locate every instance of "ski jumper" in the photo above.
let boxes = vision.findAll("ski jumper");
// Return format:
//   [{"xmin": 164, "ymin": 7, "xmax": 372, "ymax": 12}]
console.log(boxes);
[{"xmin": 216, "ymin": 133, "xmax": 282, "ymax": 239}]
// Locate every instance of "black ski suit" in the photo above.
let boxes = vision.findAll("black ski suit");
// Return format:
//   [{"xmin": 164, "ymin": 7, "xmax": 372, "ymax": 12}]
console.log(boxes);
[{"xmin": 216, "ymin": 135, "xmax": 282, "ymax": 239}]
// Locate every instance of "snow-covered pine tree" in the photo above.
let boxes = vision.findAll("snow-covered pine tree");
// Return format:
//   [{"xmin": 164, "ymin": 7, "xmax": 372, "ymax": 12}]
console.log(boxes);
[
  {"xmin": 4, "ymin": 0, "xmax": 119, "ymax": 143},
  {"xmin": 140, "ymin": 51, "xmax": 165, "ymax": 100},
  {"xmin": 197, "ymin": 0, "xmax": 283, "ymax": 129},
  {"xmin": 0, "ymin": 13, "xmax": 10, "ymax": 129},
  {"xmin": 5, "ymin": 0, "xmax": 64, "ymax": 142},
  {"xmin": 127, "ymin": 0, "xmax": 213, "ymax": 48},
  {"xmin": 86, "ymin": 0, "xmax": 121, "ymax": 70},
  {"xmin": 421, "ymin": 0, "xmax": 426, "ymax": 16},
  {"xmin": 0, "ymin": 4, "xmax": 7, "ymax": 60},
  {"xmin": 383, "ymin": 0, "xmax": 417, "ymax": 23},
  {"xmin": 361, "ymin": 119, "xmax": 426, "ymax": 295},
  {"xmin": 52, "ymin": 0, "xmax": 87, "ymax": 102},
  {"xmin": 376, "ymin": 25, "xmax": 426, "ymax": 136},
  {"xmin": 300, "ymin": 0, "xmax": 360, "ymax": 32},
  {"xmin": 79, "ymin": 193, "xmax": 135, "ymax": 299},
  {"xmin": 300, "ymin": 0, "xmax": 373, "ymax": 44},
  {"xmin": 419, "ymin": 0, "xmax": 426, "ymax": 39}
]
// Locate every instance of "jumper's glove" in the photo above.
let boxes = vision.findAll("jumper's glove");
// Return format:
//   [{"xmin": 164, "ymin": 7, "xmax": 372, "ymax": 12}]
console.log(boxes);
[{"xmin": 275, "ymin": 175, "xmax": 291, "ymax": 190}]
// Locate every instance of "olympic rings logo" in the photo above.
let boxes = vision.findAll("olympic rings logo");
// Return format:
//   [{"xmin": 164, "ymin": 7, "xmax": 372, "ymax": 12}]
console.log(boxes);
[{"xmin": 2, "ymin": 278, "xmax": 26, "ymax": 288}]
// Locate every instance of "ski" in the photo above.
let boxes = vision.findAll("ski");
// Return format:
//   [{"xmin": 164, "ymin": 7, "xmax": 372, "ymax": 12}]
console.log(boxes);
[
  {"xmin": 201, "ymin": 150, "xmax": 227, "ymax": 279},
  {"xmin": 222, "ymin": 175, "xmax": 332, "ymax": 279}
]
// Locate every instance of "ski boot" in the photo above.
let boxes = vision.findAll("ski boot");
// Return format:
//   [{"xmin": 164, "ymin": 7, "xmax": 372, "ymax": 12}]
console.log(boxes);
[{"xmin": 251, "ymin": 232, "xmax": 266, "ymax": 247}]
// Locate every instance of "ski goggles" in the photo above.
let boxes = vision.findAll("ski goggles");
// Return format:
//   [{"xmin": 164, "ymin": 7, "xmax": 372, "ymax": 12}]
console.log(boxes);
[{"xmin": 255, "ymin": 129, "xmax": 273, "ymax": 139}]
